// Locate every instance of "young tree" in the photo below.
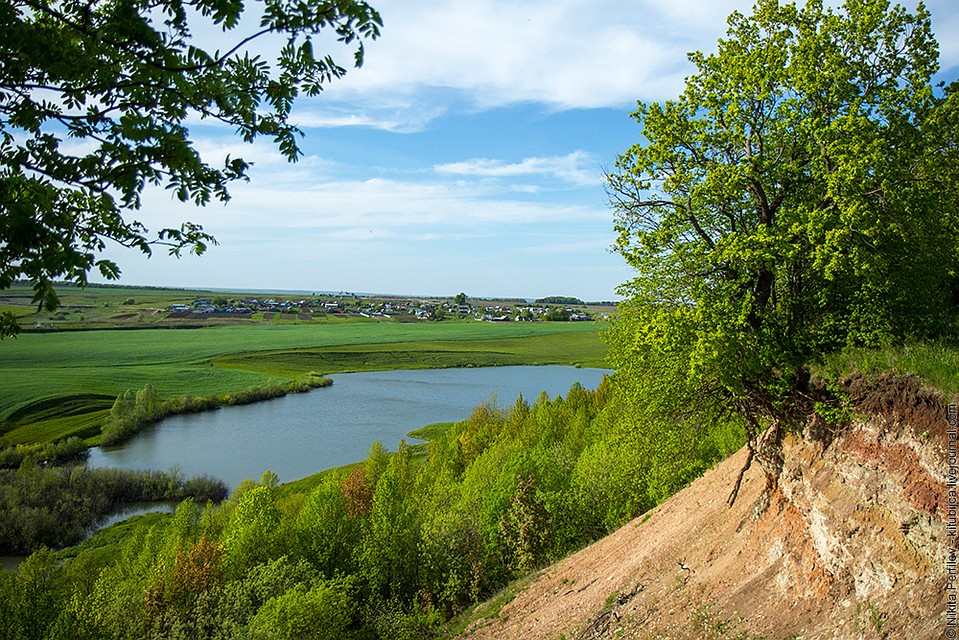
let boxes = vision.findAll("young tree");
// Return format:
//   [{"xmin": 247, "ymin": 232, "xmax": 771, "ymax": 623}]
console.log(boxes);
[
  {"xmin": 0, "ymin": 0, "xmax": 381, "ymax": 332},
  {"xmin": 606, "ymin": 0, "xmax": 959, "ymax": 500}
]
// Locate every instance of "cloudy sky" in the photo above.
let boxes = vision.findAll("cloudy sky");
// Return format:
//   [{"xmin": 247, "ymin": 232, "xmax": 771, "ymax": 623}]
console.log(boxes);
[{"xmin": 105, "ymin": 0, "xmax": 959, "ymax": 302}]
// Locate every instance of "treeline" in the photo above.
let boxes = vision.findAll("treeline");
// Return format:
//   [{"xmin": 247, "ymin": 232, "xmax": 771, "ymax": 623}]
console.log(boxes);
[
  {"xmin": 0, "ymin": 463, "xmax": 227, "ymax": 554},
  {"xmin": 534, "ymin": 296, "xmax": 585, "ymax": 305},
  {"xmin": 0, "ymin": 378, "xmax": 744, "ymax": 639},
  {"xmin": 0, "ymin": 437, "xmax": 87, "ymax": 469},
  {"xmin": 101, "ymin": 374, "xmax": 332, "ymax": 445}
]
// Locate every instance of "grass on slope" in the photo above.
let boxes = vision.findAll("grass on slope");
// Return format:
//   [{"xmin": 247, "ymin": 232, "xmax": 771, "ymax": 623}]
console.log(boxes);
[
  {"xmin": 57, "ymin": 512, "xmax": 173, "ymax": 570},
  {"xmin": 819, "ymin": 341, "xmax": 959, "ymax": 397}
]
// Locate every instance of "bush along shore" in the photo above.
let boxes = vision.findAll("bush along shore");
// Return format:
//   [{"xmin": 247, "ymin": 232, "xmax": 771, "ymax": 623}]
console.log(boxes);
[
  {"xmin": 0, "ymin": 463, "xmax": 228, "ymax": 554},
  {"xmin": 100, "ymin": 373, "xmax": 332, "ymax": 446},
  {"xmin": 0, "ymin": 436, "xmax": 88, "ymax": 469},
  {"xmin": 0, "ymin": 373, "xmax": 331, "ymax": 555}
]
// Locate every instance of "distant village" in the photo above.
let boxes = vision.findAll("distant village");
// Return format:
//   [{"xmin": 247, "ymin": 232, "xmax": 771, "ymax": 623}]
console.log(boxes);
[{"xmin": 165, "ymin": 296, "xmax": 606, "ymax": 322}]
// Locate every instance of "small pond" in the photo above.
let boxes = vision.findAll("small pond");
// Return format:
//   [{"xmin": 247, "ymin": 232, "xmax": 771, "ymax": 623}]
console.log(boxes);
[{"xmin": 89, "ymin": 366, "xmax": 610, "ymax": 489}]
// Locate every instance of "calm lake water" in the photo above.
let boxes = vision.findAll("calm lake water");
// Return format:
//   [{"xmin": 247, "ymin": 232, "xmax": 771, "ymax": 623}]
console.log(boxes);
[{"xmin": 88, "ymin": 366, "xmax": 609, "ymax": 489}]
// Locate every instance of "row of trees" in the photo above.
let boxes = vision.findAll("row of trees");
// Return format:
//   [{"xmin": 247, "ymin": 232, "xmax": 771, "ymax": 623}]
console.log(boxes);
[
  {"xmin": 0, "ymin": 379, "xmax": 743, "ymax": 638},
  {"xmin": 102, "ymin": 376, "xmax": 331, "ymax": 445}
]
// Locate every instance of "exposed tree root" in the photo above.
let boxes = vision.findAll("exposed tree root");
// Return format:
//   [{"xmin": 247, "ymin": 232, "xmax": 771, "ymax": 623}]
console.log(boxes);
[
  {"xmin": 575, "ymin": 583, "xmax": 644, "ymax": 640},
  {"xmin": 726, "ymin": 442, "xmax": 755, "ymax": 507}
]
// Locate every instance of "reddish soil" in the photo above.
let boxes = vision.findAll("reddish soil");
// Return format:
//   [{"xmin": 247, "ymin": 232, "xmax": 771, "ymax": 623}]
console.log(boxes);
[{"xmin": 459, "ymin": 377, "xmax": 955, "ymax": 640}]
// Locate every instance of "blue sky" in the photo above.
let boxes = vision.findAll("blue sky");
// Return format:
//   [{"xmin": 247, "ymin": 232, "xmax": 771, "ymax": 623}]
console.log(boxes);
[{"xmin": 102, "ymin": 0, "xmax": 959, "ymax": 302}]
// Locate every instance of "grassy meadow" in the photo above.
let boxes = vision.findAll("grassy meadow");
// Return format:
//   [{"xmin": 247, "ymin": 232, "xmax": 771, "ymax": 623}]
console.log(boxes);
[{"xmin": 0, "ymin": 285, "xmax": 609, "ymax": 446}]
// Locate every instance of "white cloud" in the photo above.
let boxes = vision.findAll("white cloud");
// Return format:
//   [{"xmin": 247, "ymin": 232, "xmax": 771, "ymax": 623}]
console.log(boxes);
[
  {"xmin": 324, "ymin": 0, "xmax": 758, "ymax": 112},
  {"xmin": 136, "ymin": 172, "xmax": 608, "ymax": 239},
  {"xmin": 294, "ymin": 0, "xmax": 959, "ymax": 127},
  {"xmin": 434, "ymin": 151, "xmax": 601, "ymax": 186},
  {"xmin": 290, "ymin": 101, "xmax": 448, "ymax": 133}
]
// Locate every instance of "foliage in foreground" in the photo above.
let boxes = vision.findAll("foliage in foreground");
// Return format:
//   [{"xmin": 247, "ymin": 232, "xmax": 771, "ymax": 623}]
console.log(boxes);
[
  {"xmin": 606, "ymin": 0, "xmax": 959, "ymax": 485},
  {"xmin": 0, "ymin": 0, "xmax": 381, "ymax": 327},
  {"xmin": 0, "ymin": 379, "xmax": 743, "ymax": 639}
]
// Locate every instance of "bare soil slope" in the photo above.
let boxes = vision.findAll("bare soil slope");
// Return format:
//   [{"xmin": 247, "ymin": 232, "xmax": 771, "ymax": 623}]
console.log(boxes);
[{"xmin": 460, "ymin": 375, "xmax": 952, "ymax": 640}]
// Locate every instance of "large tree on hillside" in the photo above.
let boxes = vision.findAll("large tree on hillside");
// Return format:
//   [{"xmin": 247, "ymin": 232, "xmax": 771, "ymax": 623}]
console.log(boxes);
[
  {"xmin": 0, "ymin": 0, "xmax": 381, "ymax": 335},
  {"xmin": 606, "ymin": 0, "xmax": 959, "ymax": 501}
]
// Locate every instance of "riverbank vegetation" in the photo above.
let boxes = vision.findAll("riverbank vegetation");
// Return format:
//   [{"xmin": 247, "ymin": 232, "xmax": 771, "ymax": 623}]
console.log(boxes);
[
  {"xmin": 100, "ymin": 375, "xmax": 331, "ymax": 446},
  {"xmin": 0, "ymin": 377, "xmax": 745, "ymax": 638},
  {"xmin": 0, "ymin": 437, "xmax": 87, "ymax": 469},
  {"xmin": 0, "ymin": 464, "xmax": 227, "ymax": 554}
]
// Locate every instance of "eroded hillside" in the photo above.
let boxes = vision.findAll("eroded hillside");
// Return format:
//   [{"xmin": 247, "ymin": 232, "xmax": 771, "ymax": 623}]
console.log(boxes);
[{"xmin": 459, "ymin": 374, "xmax": 953, "ymax": 640}]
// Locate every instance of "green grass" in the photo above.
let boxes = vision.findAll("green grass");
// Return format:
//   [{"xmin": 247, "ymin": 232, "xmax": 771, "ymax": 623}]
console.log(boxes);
[
  {"xmin": 407, "ymin": 421, "xmax": 457, "ymax": 441},
  {"xmin": 57, "ymin": 512, "xmax": 173, "ymax": 569},
  {"xmin": 277, "ymin": 461, "xmax": 363, "ymax": 496},
  {"xmin": 439, "ymin": 571, "xmax": 544, "ymax": 639},
  {"xmin": 0, "ymin": 320, "xmax": 607, "ymax": 446},
  {"xmin": 819, "ymin": 341, "xmax": 959, "ymax": 397},
  {"xmin": 212, "ymin": 331, "xmax": 608, "ymax": 376},
  {"xmin": 1, "ymin": 318, "xmax": 603, "ymax": 370},
  {"xmin": 0, "ymin": 304, "xmax": 34, "ymax": 318},
  {"xmin": 1, "ymin": 283, "xmax": 235, "ymax": 329},
  {"xmin": 2, "ymin": 407, "xmax": 112, "ymax": 444}
]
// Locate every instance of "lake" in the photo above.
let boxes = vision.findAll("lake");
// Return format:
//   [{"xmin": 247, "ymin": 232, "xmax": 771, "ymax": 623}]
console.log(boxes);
[{"xmin": 89, "ymin": 366, "xmax": 610, "ymax": 489}]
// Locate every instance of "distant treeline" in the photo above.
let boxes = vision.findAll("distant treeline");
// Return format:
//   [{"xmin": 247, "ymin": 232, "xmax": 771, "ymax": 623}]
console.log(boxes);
[
  {"xmin": 10, "ymin": 279, "xmax": 201, "ymax": 293},
  {"xmin": 0, "ymin": 378, "xmax": 744, "ymax": 639},
  {"xmin": 0, "ymin": 463, "xmax": 227, "ymax": 554},
  {"xmin": 534, "ymin": 296, "xmax": 585, "ymax": 305},
  {"xmin": 533, "ymin": 296, "xmax": 618, "ymax": 307}
]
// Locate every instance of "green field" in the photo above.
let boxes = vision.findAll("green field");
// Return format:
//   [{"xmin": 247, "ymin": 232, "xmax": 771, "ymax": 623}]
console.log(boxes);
[
  {"xmin": 0, "ymin": 284, "xmax": 244, "ymax": 330},
  {"xmin": 0, "ymin": 319, "xmax": 608, "ymax": 446}
]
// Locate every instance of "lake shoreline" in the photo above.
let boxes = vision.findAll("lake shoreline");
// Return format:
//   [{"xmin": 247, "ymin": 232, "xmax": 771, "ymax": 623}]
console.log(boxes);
[
  {"xmin": 96, "ymin": 372, "xmax": 333, "ymax": 447},
  {"xmin": 3, "ymin": 366, "xmax": 609, "ymax": 569},
  {"xmin": 89, "ymin": 365, "xmax": 612, "ymax": 490}
]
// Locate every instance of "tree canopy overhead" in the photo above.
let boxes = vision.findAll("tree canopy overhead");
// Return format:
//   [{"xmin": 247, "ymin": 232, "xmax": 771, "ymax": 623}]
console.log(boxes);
[
  {"xmin": 606, "ymin": 0, "xmax": 958, "ymax": 490},
  {"xmin": 0, "ymin": 0, "xmax": 381, "ymax": 325}
]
